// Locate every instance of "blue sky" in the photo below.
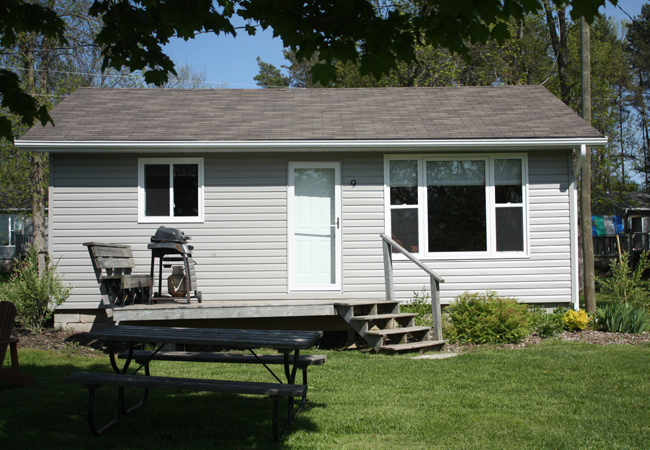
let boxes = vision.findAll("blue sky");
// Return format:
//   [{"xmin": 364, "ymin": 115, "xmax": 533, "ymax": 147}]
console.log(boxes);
[{"xmin": 164, "ymin": 1, "xmax": 648, "ymax": 89}]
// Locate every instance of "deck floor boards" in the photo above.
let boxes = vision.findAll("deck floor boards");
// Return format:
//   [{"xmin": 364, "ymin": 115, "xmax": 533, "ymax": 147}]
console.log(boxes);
[{"xmin": 112, "ymin": 299, "xmax": 396, "ymax": 322}]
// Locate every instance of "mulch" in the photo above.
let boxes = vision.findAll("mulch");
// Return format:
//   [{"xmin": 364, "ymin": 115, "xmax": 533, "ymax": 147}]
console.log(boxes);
[
  {"xmin": 445, "ymin": 330, "xmax": 650, "ymax": 353},
  {"xmin": 13, "ymin": 328, "xmax": 650, "ymax": 356}
]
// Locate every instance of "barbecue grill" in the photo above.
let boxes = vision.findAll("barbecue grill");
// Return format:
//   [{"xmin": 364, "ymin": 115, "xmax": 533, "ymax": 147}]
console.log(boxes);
[{"xmin": 148, "ymin": 226, "xmax": 202, "ymax": 304}]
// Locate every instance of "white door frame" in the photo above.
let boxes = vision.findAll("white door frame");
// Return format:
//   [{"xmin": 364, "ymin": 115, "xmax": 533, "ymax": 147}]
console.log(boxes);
[{"xmin": 287, "ymin": 161, "xmax": 342, "ymax": 292}]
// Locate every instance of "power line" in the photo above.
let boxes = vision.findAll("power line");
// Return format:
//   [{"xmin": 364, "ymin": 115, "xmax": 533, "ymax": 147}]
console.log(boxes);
[{"xmin": 0, "ymin": 64, "xmax": 284, "ymax": 89}]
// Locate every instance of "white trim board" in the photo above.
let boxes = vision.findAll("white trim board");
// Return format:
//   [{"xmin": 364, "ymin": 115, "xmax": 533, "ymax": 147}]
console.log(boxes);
[{"xmin": 16, "ymin": 137, "xmax": 608, "ymax": 152}]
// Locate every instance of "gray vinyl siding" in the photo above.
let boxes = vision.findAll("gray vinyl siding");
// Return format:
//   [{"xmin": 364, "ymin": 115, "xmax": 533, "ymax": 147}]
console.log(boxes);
[
  {"xmin": 51, "ymin": 152, "xmax": 387, "ymax": 309},
  {"xmin": 50, "ymin": 150, "xmax": 573, "ymax": 309}
]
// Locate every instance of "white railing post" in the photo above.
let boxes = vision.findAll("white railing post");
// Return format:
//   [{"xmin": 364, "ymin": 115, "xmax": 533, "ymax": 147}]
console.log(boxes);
[
  {"xmin": 382, "ymin": 238, "xmax": 395, "ymax": 301},
  {"xmin": 430, "ymin": 276, "xmax": 443, "ymax": 341}
]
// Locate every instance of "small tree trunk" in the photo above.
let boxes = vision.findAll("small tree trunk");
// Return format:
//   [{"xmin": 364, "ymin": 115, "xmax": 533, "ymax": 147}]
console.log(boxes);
[{"xmin": 30, "ymin": 151, "xmax": 47, "ymax": 276}]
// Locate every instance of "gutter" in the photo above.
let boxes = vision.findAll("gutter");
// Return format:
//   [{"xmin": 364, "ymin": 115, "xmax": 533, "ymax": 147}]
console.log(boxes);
[{"xmin": 15, "ymin": 137, "xmax": 609, "ymax": 153}]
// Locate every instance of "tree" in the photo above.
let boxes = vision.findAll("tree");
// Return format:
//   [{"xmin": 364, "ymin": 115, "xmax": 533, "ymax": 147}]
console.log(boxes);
[
  {"xmin": 153, "ymin": 64, "xmax": 211, "ymax": 89},
  {"xmin": 253, "ymin": 57, "xmax": 290, "ymax": 88},
  {"xmin": 1, "ymin": 0, "xmax": 613, "ymax": 143},
  {"xmin": 1, "ymin": 0, "xmax": 140, "ymax": 272},
  {"xmin": 626, "ymin": 4, "xmax": 650, "ymax": 190}
]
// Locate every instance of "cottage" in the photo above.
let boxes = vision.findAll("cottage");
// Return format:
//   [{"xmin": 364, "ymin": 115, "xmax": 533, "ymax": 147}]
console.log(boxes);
[{"xmin": 16, "ymin": 86, "xmax": 605, "ymax": 336}]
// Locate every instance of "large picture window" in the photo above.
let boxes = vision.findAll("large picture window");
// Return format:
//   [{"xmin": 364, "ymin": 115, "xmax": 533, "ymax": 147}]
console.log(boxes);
[
  {"xmin": 138, "ymin": 158, "xmax": 204, "ymax": 223},
  {"xmin": 386, "ymin": 155, "xmax": 527, "ymax": 257}
]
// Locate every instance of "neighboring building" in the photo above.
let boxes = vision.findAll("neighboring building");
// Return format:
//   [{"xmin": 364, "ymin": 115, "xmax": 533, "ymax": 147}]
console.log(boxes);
[
  {"xmin": 592, "ymin": 192, "xmax": 650, "ymax": 262},
  {"xmin": 0, "ymin": 201, "xmax": 33, "ymax": 271},
  {"xmin": 15, "ymin": 86, "xmax": 606, "ymax": 329}
]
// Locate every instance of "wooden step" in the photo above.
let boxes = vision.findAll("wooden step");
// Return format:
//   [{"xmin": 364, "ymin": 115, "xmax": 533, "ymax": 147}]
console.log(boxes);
[
  {"xmin": 349, "ymin": 313, "xmax": 417, "ymax": 322},
  {"xmin": 379, "ymin": 340, "xmax": 447, "ymax": 354},
  {"xmin": 334, "ymin": 300, "xmax": 399, "ymax": 307},
  {"xmin": 364, "ymin": 326, "xmax": 431, "ymax": 336}
]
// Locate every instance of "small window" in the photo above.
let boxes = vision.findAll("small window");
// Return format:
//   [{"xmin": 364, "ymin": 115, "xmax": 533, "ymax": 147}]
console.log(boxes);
[
  {"xmin": 0, "ymin": 214, "xmax": 28, "ymax": 247},
  {"xmin": 494, "ymin": 158, "xmax": 524, "ymax": 252},
  {"xmin": 138, "ymin": 158, "xmax": 204, "ymax": 223},
  {"xmin": 388, "ymin": 160, "xmax": 419, "ymax": 252}
]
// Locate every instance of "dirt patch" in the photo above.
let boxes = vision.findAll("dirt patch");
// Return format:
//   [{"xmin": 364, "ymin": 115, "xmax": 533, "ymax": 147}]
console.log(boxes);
[
  {"xmin": 13, "ymin": 328, "xmax": 650, "ymax": 355},
  {"xmin": 14, "ymin": 329, "xmax": 105, "ymax": 357}
]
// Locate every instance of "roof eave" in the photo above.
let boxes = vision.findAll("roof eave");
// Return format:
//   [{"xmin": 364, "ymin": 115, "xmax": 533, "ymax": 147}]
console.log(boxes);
[{"xmin": 15, "ymin": 137, "xmax": 608, "ymax": 153}]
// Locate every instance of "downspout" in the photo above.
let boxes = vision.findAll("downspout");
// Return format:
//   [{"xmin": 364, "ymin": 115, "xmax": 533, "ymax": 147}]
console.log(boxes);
[
  {"xmin": 570, "ymin": 144, "xmax": 587, "ymax": 310},
  {"xmin": 574, "ymin": 144, "xmax": 587, "ymax": 179}
]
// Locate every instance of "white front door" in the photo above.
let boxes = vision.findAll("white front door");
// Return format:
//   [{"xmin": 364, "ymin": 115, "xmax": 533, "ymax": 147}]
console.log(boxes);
[{"xmin": 288, "ymin": 162, "xmax": 341, "ymax": 291}]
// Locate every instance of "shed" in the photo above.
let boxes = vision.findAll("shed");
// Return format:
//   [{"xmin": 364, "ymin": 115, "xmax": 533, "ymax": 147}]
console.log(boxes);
[{"xmin": 16, "ymin": 86, "xmax": 606, "ymax": 331}]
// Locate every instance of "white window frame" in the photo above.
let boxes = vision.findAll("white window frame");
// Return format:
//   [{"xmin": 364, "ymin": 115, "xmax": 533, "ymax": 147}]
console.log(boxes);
[
  {"xmin": 384, "ymin": 153, "xmax": 529, "ymax": 259},
  {"xmin": 138, "ymin": 157, "xmax": 204, "ymax": 223}
]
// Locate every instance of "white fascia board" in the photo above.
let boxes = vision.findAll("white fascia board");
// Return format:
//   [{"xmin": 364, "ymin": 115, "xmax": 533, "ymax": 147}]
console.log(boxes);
[{"xmin": 15, "ymin": 137, "xmax": 609, "ymax": 152}]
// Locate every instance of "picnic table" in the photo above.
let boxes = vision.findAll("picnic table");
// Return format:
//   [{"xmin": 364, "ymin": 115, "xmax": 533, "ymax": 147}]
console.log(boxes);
[{"xmin": 66, "ymin": 325, "xmax": 325, "ymax": 441}]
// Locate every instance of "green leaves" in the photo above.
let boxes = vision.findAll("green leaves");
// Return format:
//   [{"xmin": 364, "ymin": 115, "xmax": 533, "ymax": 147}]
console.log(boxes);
[
  {"xmin": 597, "ymin": 251, "xmax": 650, "ymax": 308},
  {"xmin": 596, "ymin": 303, "xmax": 650, "ymax": 334},
  {"xmin": 0, "ymin": 0, "xmax": 620, "ymax": 142},
  {"xmin": 0, "ymin": 70, "xmax": 54, "ymax": 141},
  {"xmin": 0, "ymin": 245, "xmax": 70, "ymax": 334},
  {"xmin": 0, "ymin": 0, "xmax": 67, "ymax": 141},
  {"xmin": 90, "ymin": 0, "xmax": 238, "ymax": 86},
  {"xmin": 446, "ymin": 291, "xmax": 532, "ymax": 344},
  {"xmin": 0, "ymin": 0, "xmax": 66, "ymax": 48}
]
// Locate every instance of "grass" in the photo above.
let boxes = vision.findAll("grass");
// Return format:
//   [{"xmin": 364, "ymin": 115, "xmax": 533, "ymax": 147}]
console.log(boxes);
[{"xmin": 1, "ymin": 342, "xmax": 650, "ymax": 449}]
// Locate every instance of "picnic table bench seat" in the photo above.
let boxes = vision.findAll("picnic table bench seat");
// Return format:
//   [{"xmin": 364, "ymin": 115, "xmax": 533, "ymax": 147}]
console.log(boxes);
[
  {"xmin": 66, "ymin": 371, "xmax": 307, "ymax": 441},
  {"xmin": 118, "ymin": 350, "xmax": 326, "ymax": 385}
]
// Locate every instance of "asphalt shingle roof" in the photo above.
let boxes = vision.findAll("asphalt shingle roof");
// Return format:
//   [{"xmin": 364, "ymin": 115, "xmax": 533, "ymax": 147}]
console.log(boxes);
[{"xmin": 19, "ymin": 85, "xmax": 602, "ymax": 142}]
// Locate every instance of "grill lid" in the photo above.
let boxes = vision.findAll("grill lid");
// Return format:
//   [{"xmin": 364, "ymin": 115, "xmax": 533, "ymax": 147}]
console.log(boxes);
[{"xmin": 150, "ymin": 226, "xmax": 190, "ymax": 244}]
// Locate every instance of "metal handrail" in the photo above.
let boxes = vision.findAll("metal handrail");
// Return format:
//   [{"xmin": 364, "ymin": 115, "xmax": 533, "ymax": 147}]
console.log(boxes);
[
  {"xmin": 380, "ymin": 234, "xmax": 444, "ymax": 340},
  {"xmin": 380, "ymin": 234, "xmax": 444, "ymax": 283}
]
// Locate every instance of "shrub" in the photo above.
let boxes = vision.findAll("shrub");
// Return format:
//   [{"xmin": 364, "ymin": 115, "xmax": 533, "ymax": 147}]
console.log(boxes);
[
  {"xmin": 562, "ymin": 309, "xmax": 591, "ymax": 331},
  {"xmin": 441, "ymin": 311, "xmax": 459, "ymax": 343},
  {"xmin": 529, "ymin": 307, "xmax": 564, "ymax": 338},
  {"xmin": 598, "ymin": 251, "xmax": 650, "ymax": 308},
  {"xmin": 401, "ymin": 290, "xmax": 432, "ymax": 327},
  {"xmin": 0, "ymin": 245, "xmax": 70, "ymax": 333},
  {"xmin": 446, "ymin": 291, "xmax": 531, "ymax": 344},
  {"xmin": 596, "ymin": 303, "xmax": 650, "ymax": 334}
]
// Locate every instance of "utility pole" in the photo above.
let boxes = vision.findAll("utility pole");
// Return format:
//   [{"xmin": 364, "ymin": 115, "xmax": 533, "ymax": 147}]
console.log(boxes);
[{"xmin": 580, "ymin": 17, "xmax": 596, "ymax": 314}]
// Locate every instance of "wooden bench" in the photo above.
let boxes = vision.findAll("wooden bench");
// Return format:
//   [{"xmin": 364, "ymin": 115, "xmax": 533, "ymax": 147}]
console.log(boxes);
[
  {"xmin": 66, "ymin": 371, "xmax": 307, "ymax": 441},
  {"xmin": 118, "ymin": 350, "xmax": 327, "ymax": 386},
  {"xmin": 84, "ymin": 243, "xmax": 151, "ymax": 314}
]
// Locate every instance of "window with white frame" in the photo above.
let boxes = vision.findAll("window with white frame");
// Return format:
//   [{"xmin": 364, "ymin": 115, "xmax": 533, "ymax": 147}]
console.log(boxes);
[
  {"xmin": 0, "ymin": 214, "xmax": 27, "ymax": 247},
  {"xmin": 386, "ymin": 154, "xmax": 527, "ymax": 257},
  {"xmin": 138, "ymin": 158, "xmax": 204, "ymax": 222}
]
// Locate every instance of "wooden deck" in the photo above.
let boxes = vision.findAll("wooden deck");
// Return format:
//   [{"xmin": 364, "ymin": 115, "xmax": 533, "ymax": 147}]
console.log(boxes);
[{"xmin": 111, "ymin": 299, "xmax": 388, "ymax": 323}]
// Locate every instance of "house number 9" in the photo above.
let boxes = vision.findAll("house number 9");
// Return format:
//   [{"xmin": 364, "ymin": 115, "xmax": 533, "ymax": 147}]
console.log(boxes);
[{"xmin": 351, "ymin": 179, "xmax": 357, "ymax": 187}]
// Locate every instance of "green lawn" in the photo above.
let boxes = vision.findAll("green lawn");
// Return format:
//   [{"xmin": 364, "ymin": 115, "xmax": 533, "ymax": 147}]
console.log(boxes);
[{"xmin": 1, "ymin": 342, "xmax": 649, "ymax": 449}]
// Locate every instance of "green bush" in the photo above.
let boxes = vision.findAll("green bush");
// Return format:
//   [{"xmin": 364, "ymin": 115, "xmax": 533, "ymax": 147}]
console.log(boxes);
[
  {"xmin": 401, "ymin": 290, "xmax": 432, "ymax": 327},
  {"xmin": 446, "ymin": 291, "xmax": 531, "ymax": 344},
  {"xmin": 598, "ymin": 251, "xmax": 650, "ymax": 308},
  {"xmin": 441, "ymin": 311, "xmax": 459, "ymax": 343},
  {"xmin": 0, "ymin": 245, "xmax": 70, "ymax": 333},
  {"xmin": 596, "ymin": 303, "xmax": 650, "ymax": 334},
  {"xmin": 528, "ymin": 307, "xmax": 564, "ymax": 338}
]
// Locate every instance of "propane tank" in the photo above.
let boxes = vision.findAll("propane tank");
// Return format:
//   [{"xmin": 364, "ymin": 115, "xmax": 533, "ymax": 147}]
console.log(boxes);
[{"xmin": 167, "ymin": 266, "xmax": 187, "ymax": 297}]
